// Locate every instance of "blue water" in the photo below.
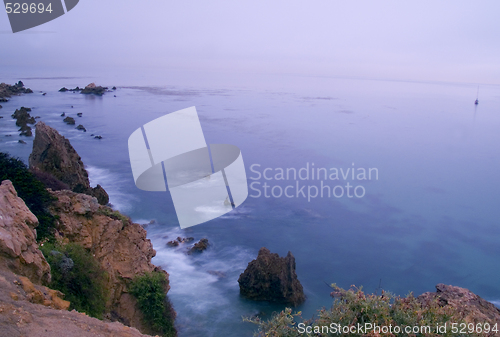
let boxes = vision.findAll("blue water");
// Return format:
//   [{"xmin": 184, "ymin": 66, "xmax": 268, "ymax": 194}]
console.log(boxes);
[{"xmin": 1, "ymin": 67, "xmax": 500, "ymax": 336}]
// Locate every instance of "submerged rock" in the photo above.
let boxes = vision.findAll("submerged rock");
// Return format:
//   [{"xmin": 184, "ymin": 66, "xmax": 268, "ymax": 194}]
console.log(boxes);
[
  {"xmin": 187, "ymin": 238, "xmax": 209, "ymax": 254},
  {"xmin": 28, "ymin": 122, "xmax": 109, "ymax": 205},
  {"xmin": 76, "ymin": 124, "xmax": 86, "ymax": 132},
  {"xmin": 238, "ymin": 247, "xmax": 305, "ymax": 306},
  {"xmin": 63, "ymin": 116, "xmax": 76, "ymax": 125}
]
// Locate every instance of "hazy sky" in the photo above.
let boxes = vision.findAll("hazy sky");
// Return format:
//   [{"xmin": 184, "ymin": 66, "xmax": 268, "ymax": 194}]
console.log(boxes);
[{"xmin": 1, "ymin": 0, "xmax": 500, "ymax": 84}]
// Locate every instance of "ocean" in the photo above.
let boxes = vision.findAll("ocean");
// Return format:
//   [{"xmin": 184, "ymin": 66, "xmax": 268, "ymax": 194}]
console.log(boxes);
[{"xmin": 1, "ymin": 66, "xmax": 499, "ymax": 336}]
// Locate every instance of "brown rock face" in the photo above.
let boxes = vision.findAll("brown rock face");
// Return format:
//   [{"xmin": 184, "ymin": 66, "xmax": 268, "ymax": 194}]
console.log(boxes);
[
  {"xmin": 0, "ymin": 180, "xmax": 51, "ymax": 284},
  {"xmin": 0, "ymin": 267, "xmax": 154, "ymax": 337},
  {"xmin": 418, "ymin": 284, "xmax": 500, "ymax": 324},
  {"xmin": 238, "ymin": 247, "xmax": 305, "ymax": 306},
  {"xmin": 48, "ymin": 189, "xmax": 173, "ymax": 333},
  {"xmin": 28, "ymin": 122, "xmax": 109, "ymax": 205}
]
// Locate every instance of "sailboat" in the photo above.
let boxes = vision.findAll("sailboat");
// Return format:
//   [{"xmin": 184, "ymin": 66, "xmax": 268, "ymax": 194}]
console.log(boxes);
[{"xmin": 475, "ymin": 85, "xmax": 479, "ymax": 105}]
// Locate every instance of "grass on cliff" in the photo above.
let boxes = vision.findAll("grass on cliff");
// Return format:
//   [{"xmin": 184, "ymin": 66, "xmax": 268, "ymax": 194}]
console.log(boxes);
[
  {"xmin": 0, "ymin": 152, "xmax": 56, "ymax": 241},
  {"xmin": 40, "ymin": 242, "xmax": 109, "ymax": 319},
  {"xmin": 245, "ymin": 284, "xmax": 479, "ymax": 337},
  {"xmin": 130, "ymin": 271, "xmax": 176, "ymax": 337}
]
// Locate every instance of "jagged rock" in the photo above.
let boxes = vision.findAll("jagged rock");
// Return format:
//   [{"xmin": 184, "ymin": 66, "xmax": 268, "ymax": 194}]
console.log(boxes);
[
  {"xmin": 63, "ymin": 116, "xmax": 76, "ymax": 125},
  {"xmin": 417, "ymin": 284, "xmax": 500, "ymax": 324},
  {"xmin": 91, "ymin": 184, "xmax": 109, "ymax": 205},
  {"xmin": 76, "ymin": 124, "xmax": 86, "ymax": 132},
  {"xmin": 18, "ymin": 140, "xmax": 27, "ymax": 144},
  {"xmin": 61, "ymin": 112, "xmax": 65, "ymax": 116},
  {"xmin": 238, "ymin": 247, "xmax": 305, "ymax": 306},
  {"xmin": 94, "ymin": 135, "xmax": 102, "ymax": 139},
  {"xmin": 0, "ymin": 81, "xmax": 33, "ymax": 100},
  {"xmin": 0, "ymin": 98, "xmax": 7, "ymax": 102},
  {"xmin": 19, "ymin": 124, "xmax": 33, "ymax": 137},
  {"xmin": 12, "ymin": 107, "xmax": 35, "ymax": 137},
  {"xmin": 28, "ymin": 122, "xmax": 108, "ymax": 205},
  {"xmin": 47, "ymin": 189, "xmax": 174, "ymax": 334},
  {"xmin": 59, "ymin": 87, "xmax": 68, "ymax": 92},
  {"xmin": 0, "ymin": 180, "xmax": 51, "ymax": 284},
  {"xmin": 77, "ymin": 112, "xmax": 82, "ymax": 117},
  {"xmin": 167, "ymin": 240, "xmax": 179, "ymax": 247},
  {"xmin": 187, "ymin": 238, "xmax": 209, "ymax": 254}
]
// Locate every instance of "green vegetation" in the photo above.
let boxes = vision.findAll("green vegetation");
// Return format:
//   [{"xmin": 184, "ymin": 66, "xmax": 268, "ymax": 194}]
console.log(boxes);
[
  {"xmin": 97, "ymin": 207, "xmax": 130, "ymax": 227},
  {"xmin": 245, "ymin": 284, "xmax": 476, "ymax": 337},
  {"xmin": 40, "ymin": 242, "xmax": 109, "ymax": 319},
  {"xmin": 130, "ymin": 271, "xmax": 176, "ymax": 337},
  {"xmin": 0, "ymin": 152, "xmax": 56, "ymax": 241}
]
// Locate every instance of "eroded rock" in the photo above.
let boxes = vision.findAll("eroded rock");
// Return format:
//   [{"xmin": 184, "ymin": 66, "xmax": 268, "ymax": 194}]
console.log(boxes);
[
  {"xmin": 28, "ymin": 122, "xmax": 109, "ymax": 205},
  {"xmin": 238, "ymin": 247, "xmax": 305, "ymax": 306},
  {"xmin": 0, "ymin": 180, "xmax": 51, "ymax": 284}
]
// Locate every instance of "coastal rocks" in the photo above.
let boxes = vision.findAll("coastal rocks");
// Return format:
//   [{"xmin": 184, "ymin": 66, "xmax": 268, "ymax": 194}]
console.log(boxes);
[
  {"xmin": 0, "ymin": 180, "xmax": 51, "ymax": 285},
  {"xmin": 47, "ymin": 189, "xmax": 174, "ymax": 332},
  {"xmin": 63, "ymin": 116, "xmax": 76, "ymax": 125},
  {"xmin": 0, "ymin": 81, "xmax": 33, "ymax": 100},
  {"xmin": 12, "ymin": 107, "xmax": 35, "ymax": 137},
  {"xmin": 417, "ymin": 284, "xmax": 500, "ymax": 324},
  {"xmin": 28, "ymin": 122, "xmax": 109, "ymax": 205},
  {"xmin": 187, "ymin": 238, "xmax": 209, "ymax": 254},
  {"xmin": 238, "ymin": 247, "xmax": 305, "ymax": 306},
  {"xmin": 59, "ymin": 83, "xmax": 109, "ymax": 96},
  {"xmin": 76, "ymin": 124, "xmax": 86, "ymax": 132}
]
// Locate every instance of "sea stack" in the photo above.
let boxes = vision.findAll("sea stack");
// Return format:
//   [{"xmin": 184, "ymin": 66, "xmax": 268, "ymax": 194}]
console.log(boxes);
[
  {"xmin": 238, "ymin": 247, "xmax": 305, "ymax": 306},
  {"xmin": 28, "ymin": 122, "xmax": 109, "ymax": 205}
]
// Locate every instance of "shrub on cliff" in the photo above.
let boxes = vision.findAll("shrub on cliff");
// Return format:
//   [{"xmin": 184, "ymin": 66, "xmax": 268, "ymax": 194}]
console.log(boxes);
[
  {"xmin": 41, "ymin": 243, "xmax": 109, "ymax": 319},
  {"xmin": 245, "ymin": 284, "xmax": 481, "ymax": 337},
  {"xmin": 0, "ymin": 152, "xmax": 56, "ymax": 241},
  {"xmin": 130, "ymin": 271, "xmax": 176, "ymax": 337}
]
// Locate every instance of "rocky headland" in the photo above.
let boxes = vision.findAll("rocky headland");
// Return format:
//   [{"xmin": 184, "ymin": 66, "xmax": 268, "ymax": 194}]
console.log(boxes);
[
  {"xmin": 29, "ymin": 122, "xmax": 109, "ymax": 205},
  {"xmin": 0, "ymin": 180, "xmax": 160, "ymax": 337}
]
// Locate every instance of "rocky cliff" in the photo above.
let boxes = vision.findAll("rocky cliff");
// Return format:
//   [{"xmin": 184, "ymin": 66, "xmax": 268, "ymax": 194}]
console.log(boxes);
[
  {"xmin": 418, "ymin": 283, "xmax": 500, "ymax": 325},
  {"xmin": 28, "ymin": 122, "xmax": 109, "ymax": 205},
  {"xmin": 238, "ymin": 247, "xmax": 305, "ymax": 306},
  {"xmin": 0, "ymin": 180, "xmax": 156, "ymax": 337},
  {"xmin": 0, "ymin": 180, "xmax": 50, "ymax": 284},
  {"xmin": 47, "ymin": 188, "xmax": 174, "ymax": 333}
]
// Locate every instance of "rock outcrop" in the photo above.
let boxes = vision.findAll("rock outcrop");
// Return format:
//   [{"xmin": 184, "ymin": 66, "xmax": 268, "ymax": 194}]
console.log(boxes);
[
  {"xmin": 59, "ymin": 83, "xmax": 108, "ymax": 96},
  {"xmin": 238, "ymin": 247, "xmax": 305, "ymax": 306},
  {"xmin": 11, "ymin": 107, "xmax": 35, "ymax": 137},
  {"xmin": 418, "ymin": 284, "xmax": 500, "ymax": 325},
  {"xmin": 0, "ymin": 180, "xmax": 51, "ymax": 284},
  {"xmin": 28, "ymin": 122, "xmax": 109, "ymax": 205},
  {"xmin": 0, "ymin": 81, "xmax": 33, "ymax": 101},
  {"xmin": 48, "ymin": 188, "xmax": 174, "ymax": 333},
  {"xmin": 0, "ymin": 267, "xmax": 154, "ymax": 337}
]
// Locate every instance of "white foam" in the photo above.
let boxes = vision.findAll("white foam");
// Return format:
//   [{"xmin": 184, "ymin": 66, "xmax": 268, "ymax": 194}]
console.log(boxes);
[
  {"xmin": 86, "ymin": 165, "xmax": 134, "ymax": 211},
  {"xmin": 149, "ymin": 227, "xmax": 254, "ymax": 316}
]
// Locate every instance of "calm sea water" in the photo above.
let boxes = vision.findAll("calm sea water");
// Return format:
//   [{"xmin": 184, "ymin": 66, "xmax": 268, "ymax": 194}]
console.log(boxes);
[{"xmin": 1, "ymin": 67, "xmax": 499, "ymax": 336}]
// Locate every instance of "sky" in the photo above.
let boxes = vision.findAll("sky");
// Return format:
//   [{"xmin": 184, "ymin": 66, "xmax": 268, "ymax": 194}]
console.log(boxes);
[{"xmin": 1, "ymin": 0, "xmax": 500, "ymax": 84}]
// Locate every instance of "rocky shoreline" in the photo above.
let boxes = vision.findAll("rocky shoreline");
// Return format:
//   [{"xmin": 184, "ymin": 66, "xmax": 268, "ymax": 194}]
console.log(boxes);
[{"xmin": 1, "ymin": 80, "xmax": 499, "ymax": 336}]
